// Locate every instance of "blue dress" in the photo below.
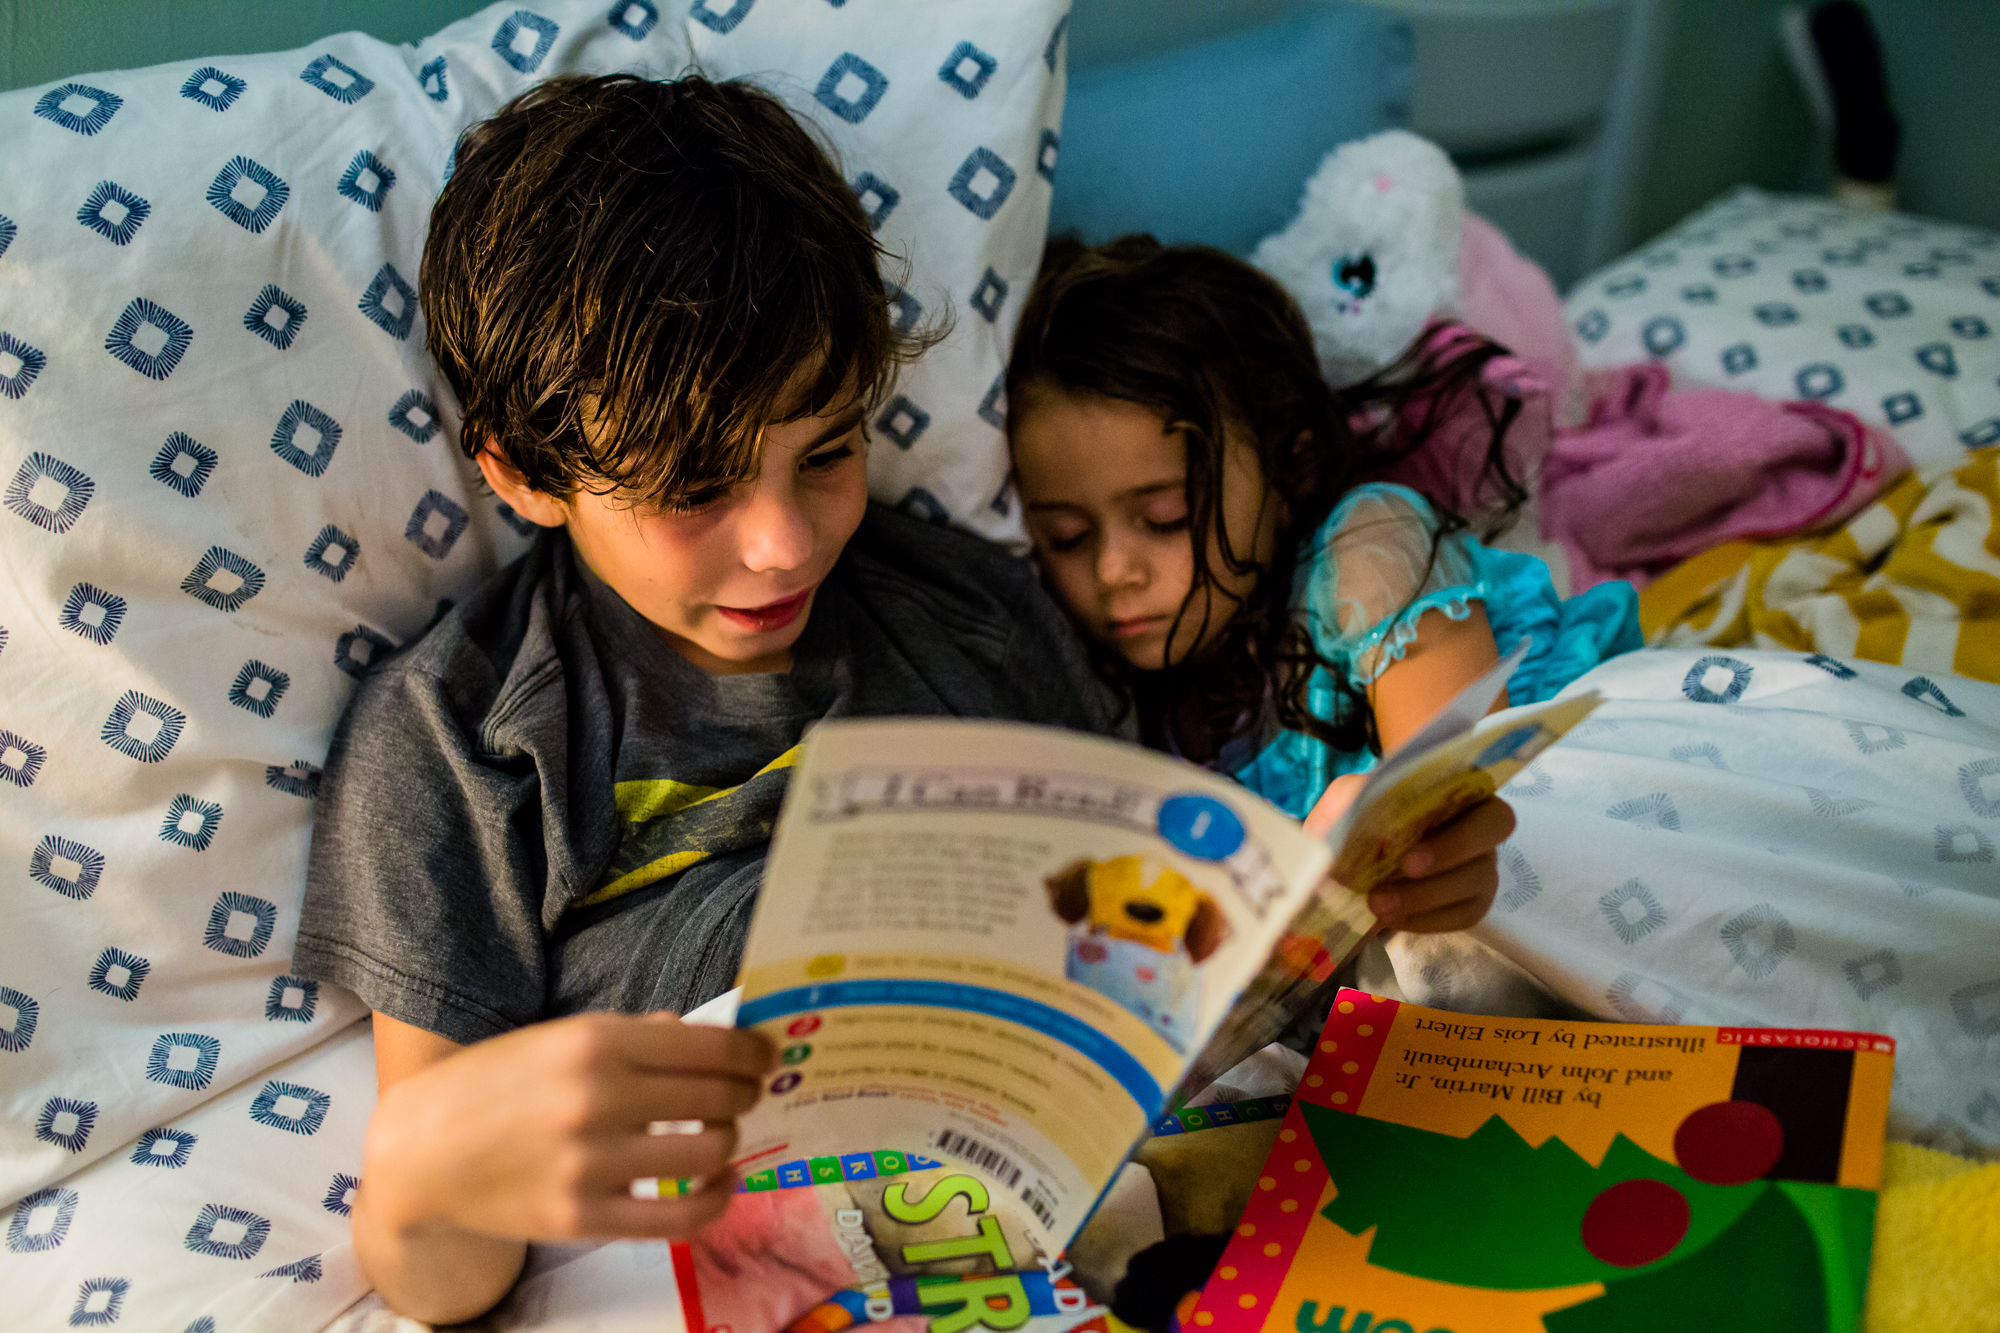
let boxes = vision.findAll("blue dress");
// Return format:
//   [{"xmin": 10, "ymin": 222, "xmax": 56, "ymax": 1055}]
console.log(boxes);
[{"xmin": 1232, "ymin": 483, "xmax": 1641, "ymax": 819}]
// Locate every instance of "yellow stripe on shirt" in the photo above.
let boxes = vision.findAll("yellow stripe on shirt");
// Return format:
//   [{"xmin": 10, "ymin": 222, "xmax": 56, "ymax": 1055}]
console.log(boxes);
[{"xmin": 575, "ymin": 744, "xmax": 804, "ymax": 910}]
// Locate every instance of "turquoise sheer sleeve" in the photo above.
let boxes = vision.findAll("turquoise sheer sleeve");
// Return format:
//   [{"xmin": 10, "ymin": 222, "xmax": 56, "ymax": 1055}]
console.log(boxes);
[
  {"xmin": 1230, "ymin": 482, "xmax": 1642, "ymax": 821},
  {"xmin": 1299, "ymin": 484, "xmax": 1489, "ymax": 686}
]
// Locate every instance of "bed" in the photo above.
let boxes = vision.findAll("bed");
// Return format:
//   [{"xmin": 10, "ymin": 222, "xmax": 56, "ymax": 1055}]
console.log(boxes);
[{"xmin": 1, "ymin": 3, "xmax": 1995, "ymax": 1331}]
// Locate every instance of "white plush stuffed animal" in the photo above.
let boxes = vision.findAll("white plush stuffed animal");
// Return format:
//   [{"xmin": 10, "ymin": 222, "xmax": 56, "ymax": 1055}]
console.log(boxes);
[{"xmin": 1252, "ymin": 129, "xmax": 1464, "ymax": 386}]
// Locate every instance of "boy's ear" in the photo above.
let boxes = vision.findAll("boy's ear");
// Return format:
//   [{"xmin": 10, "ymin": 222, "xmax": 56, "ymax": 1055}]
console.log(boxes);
[
  {"xmin": 1045, "ymin": 860, "xmax": 1093, "ymax": 924},
  {"xmin": 1184, "ymin": 895, "xmax": 1230, "ymax": 963},
  {"xmin": 474, "ymin": 444, "xmax": 567, "ymax": 529}
]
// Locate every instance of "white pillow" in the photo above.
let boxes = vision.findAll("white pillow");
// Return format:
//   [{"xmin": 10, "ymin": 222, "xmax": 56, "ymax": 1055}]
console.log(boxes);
[
  {"xmin": 1565, "ymin": 187, "xmax": 2000, "ymax": 472},
  {"xmin": 0, "ymin": 1021, "xmax": 375, "ymax": 1333},
  {"xmin": 686, "ymin": 0, "xmax": 1065, "ymax": 541},
  {"xmin": 0, "ymin": 0, "xmax": 1063, "ymax": 1210}
]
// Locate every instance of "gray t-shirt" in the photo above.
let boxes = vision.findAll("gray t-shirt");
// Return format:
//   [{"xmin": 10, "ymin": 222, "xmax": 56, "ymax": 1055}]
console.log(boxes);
[{"xmin": 293, "ymin": 505, "xmax": 1121, "ymax": 1044}]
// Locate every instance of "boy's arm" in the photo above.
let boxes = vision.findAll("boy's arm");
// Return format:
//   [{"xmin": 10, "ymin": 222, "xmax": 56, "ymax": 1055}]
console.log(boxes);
[
  {"xmin": 354, "ymin": 1011, "xmax": 775, "ymax": 1324},
  {"xmin": 355, "ymin": 1016, "xmax": 526, "ymax": 1323}
]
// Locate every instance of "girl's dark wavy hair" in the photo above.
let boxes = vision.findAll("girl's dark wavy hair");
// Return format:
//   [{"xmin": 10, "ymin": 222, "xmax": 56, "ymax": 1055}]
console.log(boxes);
[
  {"xmin": 423, "ymin": 73, "xmax": 932, "ymax": 506},
  {"xmin": 1006, "ymin": 235, "xmax": 1528, "ymax": 761}
]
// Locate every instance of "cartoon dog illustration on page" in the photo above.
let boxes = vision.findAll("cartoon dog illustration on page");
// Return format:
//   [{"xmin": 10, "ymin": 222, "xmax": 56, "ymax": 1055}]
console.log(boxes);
[{"xmin": 1045, "ymin": 854, "xmax": 1230, "ymax": 1053}]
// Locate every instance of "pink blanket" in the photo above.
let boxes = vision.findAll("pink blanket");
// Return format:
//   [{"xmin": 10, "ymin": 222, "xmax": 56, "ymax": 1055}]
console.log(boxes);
[{"xmin": 1539, "ymin": 362, "xmax": 1911, "ymax": 589}]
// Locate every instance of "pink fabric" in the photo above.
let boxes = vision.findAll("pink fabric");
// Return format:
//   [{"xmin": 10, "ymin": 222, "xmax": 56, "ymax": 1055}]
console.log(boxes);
[
  {"xmin": 1457, "ymin": 211, "xmax": 1582, "ymax": 426},
  {"xmin": 1539, "ymin": 362, "xmax": 1913, "ymax": 590},
  {"xmin": 1372, "ymin": 320, "xmax": 1554, "ymax": 528}
]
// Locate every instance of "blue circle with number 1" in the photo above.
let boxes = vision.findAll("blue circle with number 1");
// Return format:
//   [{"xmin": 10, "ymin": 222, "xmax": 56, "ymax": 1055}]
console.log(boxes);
[{"xmin": 1156, "ymin": 794, "xmax": 1246, "ymax": 861}]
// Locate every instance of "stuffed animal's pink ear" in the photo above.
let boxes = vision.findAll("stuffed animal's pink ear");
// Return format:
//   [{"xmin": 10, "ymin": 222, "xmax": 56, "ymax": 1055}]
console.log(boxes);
[
  {"xmin": 1045, "ymin": 860, "xmax": 1093, "ymax": 924},
  {"xmin": 1184, "ymin": 895, "xmax": 1231, "ymax": 963}
]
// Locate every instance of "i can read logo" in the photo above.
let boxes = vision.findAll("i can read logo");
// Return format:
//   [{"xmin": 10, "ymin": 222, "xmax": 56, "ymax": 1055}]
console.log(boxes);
[{"xmin": 1155, "ymin": 793, "xmax": 1245, "ymax": 861}]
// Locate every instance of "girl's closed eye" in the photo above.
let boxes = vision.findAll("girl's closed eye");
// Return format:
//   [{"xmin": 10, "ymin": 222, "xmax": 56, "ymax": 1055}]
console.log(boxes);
[
  {"xmin": 1141, "ymin": 495, "xmax": 1190, "ymax": 535},
  {"xmin": 1035, "ymin": 515, "xmax": 1092, "ymax": 553}
]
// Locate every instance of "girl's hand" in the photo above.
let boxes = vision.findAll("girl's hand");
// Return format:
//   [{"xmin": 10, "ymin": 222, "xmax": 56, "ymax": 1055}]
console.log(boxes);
[
  {"xmin": 1303, "ymin": 774, "xmax": 1515, "ymax": 936},
  {"xmin": 1366, "ymin": 795, "xmax": 1515, "ymax": 934}
]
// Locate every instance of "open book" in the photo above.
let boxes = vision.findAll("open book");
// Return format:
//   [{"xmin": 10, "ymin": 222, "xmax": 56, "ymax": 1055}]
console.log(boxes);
[{"xmin": 690, "ymin": 668, "xmax": 1598, "ymax": 1333}]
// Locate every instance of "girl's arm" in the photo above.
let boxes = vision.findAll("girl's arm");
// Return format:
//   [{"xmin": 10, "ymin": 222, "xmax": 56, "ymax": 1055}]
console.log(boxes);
[
  {"xmin": 1367, "ymin": 601, "xmax": 1503, "ymax": 754},
  {"xmin": 1304, "ymin": 601, "xmax": 1511, "ymax": 934}
]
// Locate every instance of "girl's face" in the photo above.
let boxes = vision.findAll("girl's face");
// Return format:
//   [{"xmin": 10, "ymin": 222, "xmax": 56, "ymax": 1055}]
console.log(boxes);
[{"xmin": 1011, "ymin": 387, "xmax": 1278, "ymax": 671}]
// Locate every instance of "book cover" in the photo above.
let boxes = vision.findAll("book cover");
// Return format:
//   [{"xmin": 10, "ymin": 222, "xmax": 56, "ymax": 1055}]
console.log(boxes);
[{"xmin": 1189, "ymin": 991, "xmax": 1893, "ymax": 1333}]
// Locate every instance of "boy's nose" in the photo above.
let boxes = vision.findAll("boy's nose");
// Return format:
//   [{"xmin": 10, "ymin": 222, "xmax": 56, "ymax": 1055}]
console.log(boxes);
[{"xmin": 737, "ymin": 491, "xmax": 813, "ymax": 573}]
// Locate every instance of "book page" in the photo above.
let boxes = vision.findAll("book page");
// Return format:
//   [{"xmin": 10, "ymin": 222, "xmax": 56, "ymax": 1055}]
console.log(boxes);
[
  {"xmin": 1174, "ymin": 684, "xmax": 1602, "ymax": 1103},
  {"xmin": 730, "ymin": 719, "xmax": 1332, "ymax": 1264}
]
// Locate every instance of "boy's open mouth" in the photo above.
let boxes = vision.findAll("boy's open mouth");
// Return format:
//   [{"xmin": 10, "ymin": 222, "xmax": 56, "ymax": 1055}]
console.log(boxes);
[{"xmin": 716, "ymin": 587, "xmax": 814, "ymax": 633}]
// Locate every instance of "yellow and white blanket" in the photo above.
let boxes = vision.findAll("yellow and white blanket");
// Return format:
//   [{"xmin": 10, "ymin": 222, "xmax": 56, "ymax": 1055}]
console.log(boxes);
[{"xmin": 1639, "ymin": 447, "xmax": 2000, "ymax": 683}]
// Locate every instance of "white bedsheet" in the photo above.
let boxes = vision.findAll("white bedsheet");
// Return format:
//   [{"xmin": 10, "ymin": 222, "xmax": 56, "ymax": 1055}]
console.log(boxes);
[{"xmin": 1386, "ymin": 647, "xmax": 2000, "ymax": 1159}]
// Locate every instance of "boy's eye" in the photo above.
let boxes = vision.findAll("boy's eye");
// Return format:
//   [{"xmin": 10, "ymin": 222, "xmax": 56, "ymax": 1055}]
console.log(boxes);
[
  {"xmin": 659, "ymin": 484, "xmax": 731, "ymax": 515},
  {"xmin": 803, "ymin": 442, "xmax": 857, "ymax": 471}
]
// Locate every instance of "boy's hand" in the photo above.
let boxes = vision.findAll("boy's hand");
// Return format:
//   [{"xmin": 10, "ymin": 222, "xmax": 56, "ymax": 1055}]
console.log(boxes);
[
  {"xmin": 1303, "ymin": 774, "xmax": 1515, "ymax": 936},
  {"xmin": 364, "ymin": 1012, "xmax": 775, "ymax": 1245}
]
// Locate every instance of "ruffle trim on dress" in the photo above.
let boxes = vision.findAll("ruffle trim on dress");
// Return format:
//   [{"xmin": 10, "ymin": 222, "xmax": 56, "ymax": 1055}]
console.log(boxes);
[{"xmin": 1346, "ymin": 584, "xmax": 1491, "ymax": 686}]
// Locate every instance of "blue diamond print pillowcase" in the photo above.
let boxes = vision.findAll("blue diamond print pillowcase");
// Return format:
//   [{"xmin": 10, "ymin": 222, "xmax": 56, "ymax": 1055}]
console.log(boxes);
[
  {"xmin": 0, "ymin": 27, "xmax": 546, "ymax": 1201},
  {"xmin": 1566, "ymin": 187, "xmax": 2000, "ymax": 471},
  {"xmin": 679, "ymin": 0, "xmax": 1066, "ymax": 540},
  {"xmin": 0, "ymin": 0, "xmax": 1064, "ymax": 1206}
]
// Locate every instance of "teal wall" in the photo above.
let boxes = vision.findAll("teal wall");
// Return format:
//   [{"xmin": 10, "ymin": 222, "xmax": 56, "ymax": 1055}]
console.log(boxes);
[
  {"xmin": 1631, "ymin": 0, "xmax": 2000, "ymax": 243},
  {"xmin": 0, "ymin": 1, "xmax": 484, "ymax": 90}
]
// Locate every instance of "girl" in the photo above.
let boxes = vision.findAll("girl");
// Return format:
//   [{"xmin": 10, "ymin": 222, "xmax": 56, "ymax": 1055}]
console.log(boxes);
[{"xmin": 1007, "ymin": 236, "xmax": 1641, "ymax": 932}]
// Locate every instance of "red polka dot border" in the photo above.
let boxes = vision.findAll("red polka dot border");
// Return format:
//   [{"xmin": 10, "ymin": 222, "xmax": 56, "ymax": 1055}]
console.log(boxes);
[
  {"xmin": 1299, "ymin": 989, "xmax": 1398, "ymax": 1114},
  {"xmin": 1183, "ymin": 992, "xmax": 1398, "ymax": 1332}
]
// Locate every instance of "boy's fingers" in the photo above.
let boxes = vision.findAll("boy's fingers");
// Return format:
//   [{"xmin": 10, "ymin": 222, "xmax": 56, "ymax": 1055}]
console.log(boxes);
[
  {"xmin": 1398, "ymin": 797, "xmax": 1516, "ymax": 878},
  {"xmin": 613, "ymin": 1018, "xmax": 777, "ymax": 1078},
  {"xmin": 568, "ymin": 1190, "xmax": 735, "ymax": 1241},
  {"xmin": 1370, "ymin": 855, "xmax": 1498, "ymax": 931},
  {"xmin": 588, "ymin": 1124, "xmax": 740, "ymax": 1188},
  {"xmin": 598, "ymin": 1071, "xmax": 763, "ymax": 1127}
]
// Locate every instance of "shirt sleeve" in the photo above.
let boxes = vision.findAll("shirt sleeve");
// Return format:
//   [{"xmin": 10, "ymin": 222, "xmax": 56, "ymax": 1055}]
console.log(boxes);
[
  {"xmin": 292, "ymin": 653, "xmax": 552, "ymax": 1046},
  {"xmin": 1301, "ymin": 485, "xmax": 1489, "ymax": 686}
]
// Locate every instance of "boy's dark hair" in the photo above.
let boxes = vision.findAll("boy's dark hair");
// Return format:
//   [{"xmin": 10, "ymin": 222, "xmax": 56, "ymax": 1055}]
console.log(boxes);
[
  {"xmin": 423, "ymin": 74, "xmax": 919, "ymax": 506},
  {"xmin": 1007, "ymin": 235, "xmax": 1526, "ymax": 761}
]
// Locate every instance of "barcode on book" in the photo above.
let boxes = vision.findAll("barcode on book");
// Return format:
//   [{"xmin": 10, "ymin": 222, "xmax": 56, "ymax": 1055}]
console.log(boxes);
[
  {"xmin": 933, "ymin": 1129, "xmax": 1024, "ymax": 1189},
  {"xmin": 1020, "ymin": 1182, "xmax": 1057, "ymax": 1229}
]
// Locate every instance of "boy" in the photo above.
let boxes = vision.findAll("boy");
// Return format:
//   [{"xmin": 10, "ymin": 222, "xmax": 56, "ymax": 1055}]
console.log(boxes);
[{"xmin": 295, "ymin": 74, "xmax": 1512, "ymax": 1324}]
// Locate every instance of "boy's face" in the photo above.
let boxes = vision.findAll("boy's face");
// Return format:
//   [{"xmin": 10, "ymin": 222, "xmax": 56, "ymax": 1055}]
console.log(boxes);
[
  {"xmin": 1012, "ymin": 388, "xmax": 1276, "ymax": 672},
  {"xmin": 481, "ymin": 394, "xmax": 870, "ymax": 674}
]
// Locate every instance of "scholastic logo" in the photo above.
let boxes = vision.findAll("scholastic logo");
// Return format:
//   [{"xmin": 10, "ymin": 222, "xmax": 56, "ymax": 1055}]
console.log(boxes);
[{"xmin": 1717, "ymin": 1027, "xmax": 1894, "ymax": 1053}]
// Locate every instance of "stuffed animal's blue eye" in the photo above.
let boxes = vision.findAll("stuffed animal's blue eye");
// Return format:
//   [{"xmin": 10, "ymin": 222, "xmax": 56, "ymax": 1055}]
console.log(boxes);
[{"xmin": 1333, "ymin": 253, "xmax": 1376, "ymax": 300}]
